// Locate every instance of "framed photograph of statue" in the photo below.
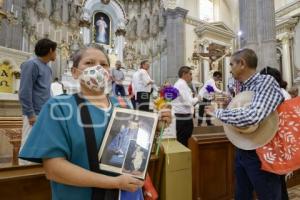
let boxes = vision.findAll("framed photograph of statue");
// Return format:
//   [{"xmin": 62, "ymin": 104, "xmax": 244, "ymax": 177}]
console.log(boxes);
[
  {"xmin": 98, "ymin": 107, "xmax": 158, "ymax": 180},
  {"xmin": 93, "ymin": 12, "xmax": 111, "ymax": 45}
]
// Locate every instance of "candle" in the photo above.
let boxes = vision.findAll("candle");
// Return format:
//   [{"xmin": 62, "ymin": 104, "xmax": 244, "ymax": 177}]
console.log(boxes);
[{"xmin": 10, "ymin": 4, "xmax": 14, "ymax": 13}]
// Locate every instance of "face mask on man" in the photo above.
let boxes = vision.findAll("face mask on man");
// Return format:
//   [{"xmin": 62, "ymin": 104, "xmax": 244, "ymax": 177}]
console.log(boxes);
[{"xmin": 78, "ymin": 65, "xmax": 109, "ymax": 92}]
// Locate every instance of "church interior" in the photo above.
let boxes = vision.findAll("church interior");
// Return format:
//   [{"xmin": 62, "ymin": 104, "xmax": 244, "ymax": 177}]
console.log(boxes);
[{"xmin": 1, "ymin": 0, "xmax": 300, "ymax": 199}]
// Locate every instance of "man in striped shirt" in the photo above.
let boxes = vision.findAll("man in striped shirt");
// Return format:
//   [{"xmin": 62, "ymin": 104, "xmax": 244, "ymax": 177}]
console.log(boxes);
[{"xmin": 207, "ymin": 49, "xmax": 284, "ymax": 199}]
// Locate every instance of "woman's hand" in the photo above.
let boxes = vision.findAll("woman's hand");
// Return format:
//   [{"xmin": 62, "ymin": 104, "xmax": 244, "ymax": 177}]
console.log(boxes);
[{"xmin": 116, "ymin": 175, "xmax": 144, "ymax": 192}]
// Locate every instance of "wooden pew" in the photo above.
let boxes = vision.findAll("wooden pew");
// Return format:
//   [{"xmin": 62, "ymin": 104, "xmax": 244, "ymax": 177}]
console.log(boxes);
[
  {"xmin": 189, "ymin": 126, "xmax": 234, "ymax": 200},
  {"xmin": 0, "ymin": 154, "xmax": 163, "ymax": 200},
  {"xmin": 189, "ymin": 126, "xmax": 300, "ymax": 200}
]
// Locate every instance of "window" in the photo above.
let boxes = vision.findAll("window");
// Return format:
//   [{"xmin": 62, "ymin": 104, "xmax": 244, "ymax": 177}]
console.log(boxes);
[{"xmin": 199, "ymin": 0, "xmax": 214, "ymax": 22}]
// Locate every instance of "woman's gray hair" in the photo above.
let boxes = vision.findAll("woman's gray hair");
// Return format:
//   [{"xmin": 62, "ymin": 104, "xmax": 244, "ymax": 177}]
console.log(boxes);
[{"xmin": 71, "ymin": 43, "xmax": 110, "ymax": 68}]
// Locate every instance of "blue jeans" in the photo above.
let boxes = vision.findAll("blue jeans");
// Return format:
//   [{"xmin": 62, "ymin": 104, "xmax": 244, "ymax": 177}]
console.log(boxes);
[{"xmin": 235, "ymin": 149, "xmax": 282, "ymax": 200}]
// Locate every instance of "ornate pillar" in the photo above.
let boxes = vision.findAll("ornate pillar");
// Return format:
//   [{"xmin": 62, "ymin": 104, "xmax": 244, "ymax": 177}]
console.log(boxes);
[
  {"xmin": 280, "ymin": 34, "xmax": 293, "ymax": 88},
  {"xmin": 202, "ymin": 42, "xmax": 210, "ymax": 83},
  {"xmin": 239, "ymin": 0, "xmax": 258, "ymax": 51},
  {"xmin": 166, "ymin": 7, "xmax": 188, "ymax": 83},
  {"xmin": 258, "ymin": 0, "xmax": 278, "ymax": 70},
  {"xmin": 115, "ymin": 28, "xmax": 126, "ymax": 62}
]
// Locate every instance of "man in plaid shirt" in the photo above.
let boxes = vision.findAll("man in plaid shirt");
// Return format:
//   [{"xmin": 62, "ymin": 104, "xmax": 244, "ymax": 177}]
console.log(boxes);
[{"xmin": 207, "ymin": 48, "xmax": 284, "ymax": 200}]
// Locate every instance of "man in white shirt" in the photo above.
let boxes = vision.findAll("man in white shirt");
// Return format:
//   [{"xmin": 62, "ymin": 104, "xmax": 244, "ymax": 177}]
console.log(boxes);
[
  {"xmin": 173, "ymin": 66, "xmax": 201, "ymax": 147},
  {"xmin": 132, "ymin": 60, "xmax": 154, "ymax": 111},
  {"xmin": 198, "ymin": 71, "xmax": 223, "ymax": 126}
]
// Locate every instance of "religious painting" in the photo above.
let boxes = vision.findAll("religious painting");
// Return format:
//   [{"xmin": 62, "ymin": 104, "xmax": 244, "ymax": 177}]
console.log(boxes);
[
  {"xmin": 93, "ymin": 12, "xmax": 110, "ymax": 45},
  {"xmin": 98, "ymin": 108, "xmax": 158, "ymax": 180}
]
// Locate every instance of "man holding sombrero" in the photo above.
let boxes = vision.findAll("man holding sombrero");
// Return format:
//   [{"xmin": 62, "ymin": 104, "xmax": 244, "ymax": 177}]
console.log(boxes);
[{"xmin": 206, "ymin": 48, "xmax": 284, "ymax": 200}]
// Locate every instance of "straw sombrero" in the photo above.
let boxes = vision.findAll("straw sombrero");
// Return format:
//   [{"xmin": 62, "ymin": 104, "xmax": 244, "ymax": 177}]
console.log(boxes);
[{"xmin": 222, "ymin": 91, "xmax": 279, "ymax": 150}]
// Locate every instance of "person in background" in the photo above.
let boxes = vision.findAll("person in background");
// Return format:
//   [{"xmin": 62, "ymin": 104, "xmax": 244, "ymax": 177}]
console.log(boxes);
[
  {"xmin": 112, "ymin": 60, "xmax": 126, "ymax": 96},
  {"xmin": 51, "ymin": 77, "xmax": 64, "ymax": 96},
  {"xmin": 198, "ymin": 71, "xmax": 223, "ymax": 126},
  {"xmin": 172, "ymin": 66, "xmax": 201, "ymax": 147},
  {"xmin": 288, "ymin": 87, "xmax": 299, "ymax": 98},
  {"xmin": 19, "ymin": 38, "xmax": 57, "ymax": 155},
  {"xmin": 260, "ymin": 66, "xmax": 291, "ymax": 200},
  {"xmin": 132, "ymin": 60, "xmax": 154, "ymax": 111}
]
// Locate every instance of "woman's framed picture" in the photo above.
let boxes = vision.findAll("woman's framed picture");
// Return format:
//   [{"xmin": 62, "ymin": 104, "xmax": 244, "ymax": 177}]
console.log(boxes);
[
  {"xmin": 93, "ymin": 12, "xmax": 111, "ymax": 45},
  {"xmin": 98, "ymin": 107, "xmax": 158, "ymax": 180}
]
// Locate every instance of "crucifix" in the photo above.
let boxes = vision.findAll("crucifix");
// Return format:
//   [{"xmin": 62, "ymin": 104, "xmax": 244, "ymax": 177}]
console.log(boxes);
[{"xmin": 193, "ymin": 43, "xmax": 231, "ymax": 71}]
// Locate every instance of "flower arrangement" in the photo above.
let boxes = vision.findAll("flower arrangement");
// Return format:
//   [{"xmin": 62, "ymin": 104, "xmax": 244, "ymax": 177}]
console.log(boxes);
[
  {"xmin": 154, "ymin": 85, "xmax": 179, "ymax": 110},
  {"xmin": 154, "ymin": 85, "xmax": 179, "ymax": 155}
]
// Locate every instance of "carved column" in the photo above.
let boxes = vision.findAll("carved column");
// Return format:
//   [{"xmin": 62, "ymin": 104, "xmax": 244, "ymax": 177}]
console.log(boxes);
[
  {"xmin": 258, "ymin": 0, "xmax": 278, "ymax": 70},
  {"xmin": 115, "ymin": 28, "xmax": 126, "ymax": 62},
  {"xmin": 280, "ymin": 34, "xmax": 293, "ymax": 88},
  {"xmin": 239, "ymin": 0, "xmax": 258, "ymax": 51},
  {"xmin": 166, "ymin": 7, "xmax": 188, "ymax": 83},
  {"xmin": 202, "ymin": 42, "xmax": 210, "ymax": 83},
  {"xmin": 0, "ymin": 117, "xmax": 23, "ymax": 166}
]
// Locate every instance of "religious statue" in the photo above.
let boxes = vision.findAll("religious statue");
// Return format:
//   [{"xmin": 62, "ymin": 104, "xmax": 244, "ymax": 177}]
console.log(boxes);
[
  {"xmin": 60, "ymin": 40, "xmax": 70, "ymax": 59},
  {"xmin": 69, "ymin": 1, "xmax": 81, "ymax": 28},
  {"xmin": 198, "ymin": 46, "xmax": 231, "ymax": 72},
  {"xmin": 159, "ymin": 8, "xmax": 165, "ymax": 29},
  {"xmin": 22, "ymin": 6, "xmax": 30, "ymax": 31},
  {"xmin": 35, "ymin": 0, "xmax": 47, "ymax": 18},
  {"xmin": 123, "ymin": 44, "xmax": 136, "ymax": 69},
  {"xmin": 140, "ymin": 14, "xmax": 150, "ymax": 40},
  {"xmin": 127, "ymin": 16, "xmax": 137, "ymax": 40},
  {"xmin": 51, "ymin": 0, "xmax": 61, "ymax": 25},
  {"xmin": 96, "ymin": 17, "xmax": 108, "ymax": 43},
  {"xmin": 26, "ymin": 0, "xmax": 37, "ymax": 8},
  {"xmin": 160, "ymin": 38, "xmax": 167, "ymax": 52},
  {"xmin": 150, "ymin": 10, "xmax": 159, "ymax": 37}
]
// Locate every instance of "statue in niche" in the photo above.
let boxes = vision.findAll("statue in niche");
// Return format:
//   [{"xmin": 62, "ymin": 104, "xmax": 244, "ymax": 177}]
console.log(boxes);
[
  {"xmin": 123, "ymin": 44, "xmax": 136, "ymax": 69},
  {"xmin": 160, "ymin": 38, "xmax": 167, "ymax": 52},
  {"xmin": 60, "ymin": 39, "xmax": 70, "ymax": 59},
  {"xmin": 140, "ymin": 15, "xmax": 150, "ymax": 40},
  {"xmin": 70, "ymin": 34, "xmax": 82, "ymax": 54},
  {"xmin": 35, "ymin": 0, "xmax": 47, "ymax": 18},
  {"xmin": 127, "ymin": 16, "xmax": 137, "ymax": 40},
  {"xmin": 22, "ymin": 6, "xmax": 31, "ymax": 31},
  {"xmin": 69, "ymin": 1, "xmax": 81, "ymax": 28},
  {"xmin": 51, "ymin": 0, "xmax": 62, "ymax": 25},
  {"xmin": 26, "ymin": 0, "xmax": 37, "ymax": 8},
  {"xmin": 150, "ymin": 10, "xmax": 159, "ymax": 37},
  {"xmin": 159, "ymin": 8, "xmax": 165, "ymax": 29}
]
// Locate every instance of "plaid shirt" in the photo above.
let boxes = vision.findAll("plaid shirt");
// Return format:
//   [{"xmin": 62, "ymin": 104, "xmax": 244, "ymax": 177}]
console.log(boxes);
[{"xmin": 215, "ymin": 73, "xmax": 284, "ymax": 127}]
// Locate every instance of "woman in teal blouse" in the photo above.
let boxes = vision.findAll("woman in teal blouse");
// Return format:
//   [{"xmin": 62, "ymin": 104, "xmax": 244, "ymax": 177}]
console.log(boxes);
[{"xmin": 19, "ymin": 44, "xmax": 171, "ymax": 200}]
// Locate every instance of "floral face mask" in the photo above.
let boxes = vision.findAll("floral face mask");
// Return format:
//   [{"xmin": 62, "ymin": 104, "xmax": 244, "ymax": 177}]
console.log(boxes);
[{"xmin": 78, "ymin": 65, "xmax": 109, "ymax": 92}]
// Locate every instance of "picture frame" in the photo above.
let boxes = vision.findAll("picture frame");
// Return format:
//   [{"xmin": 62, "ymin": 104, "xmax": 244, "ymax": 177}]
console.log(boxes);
[
  {"xmin": 93, "ymin": 11, "xmax": 111, "ymax": 45},
  {"xmin": 98, "ymin": 107, "xmax": 158, "ymax": 180}
]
